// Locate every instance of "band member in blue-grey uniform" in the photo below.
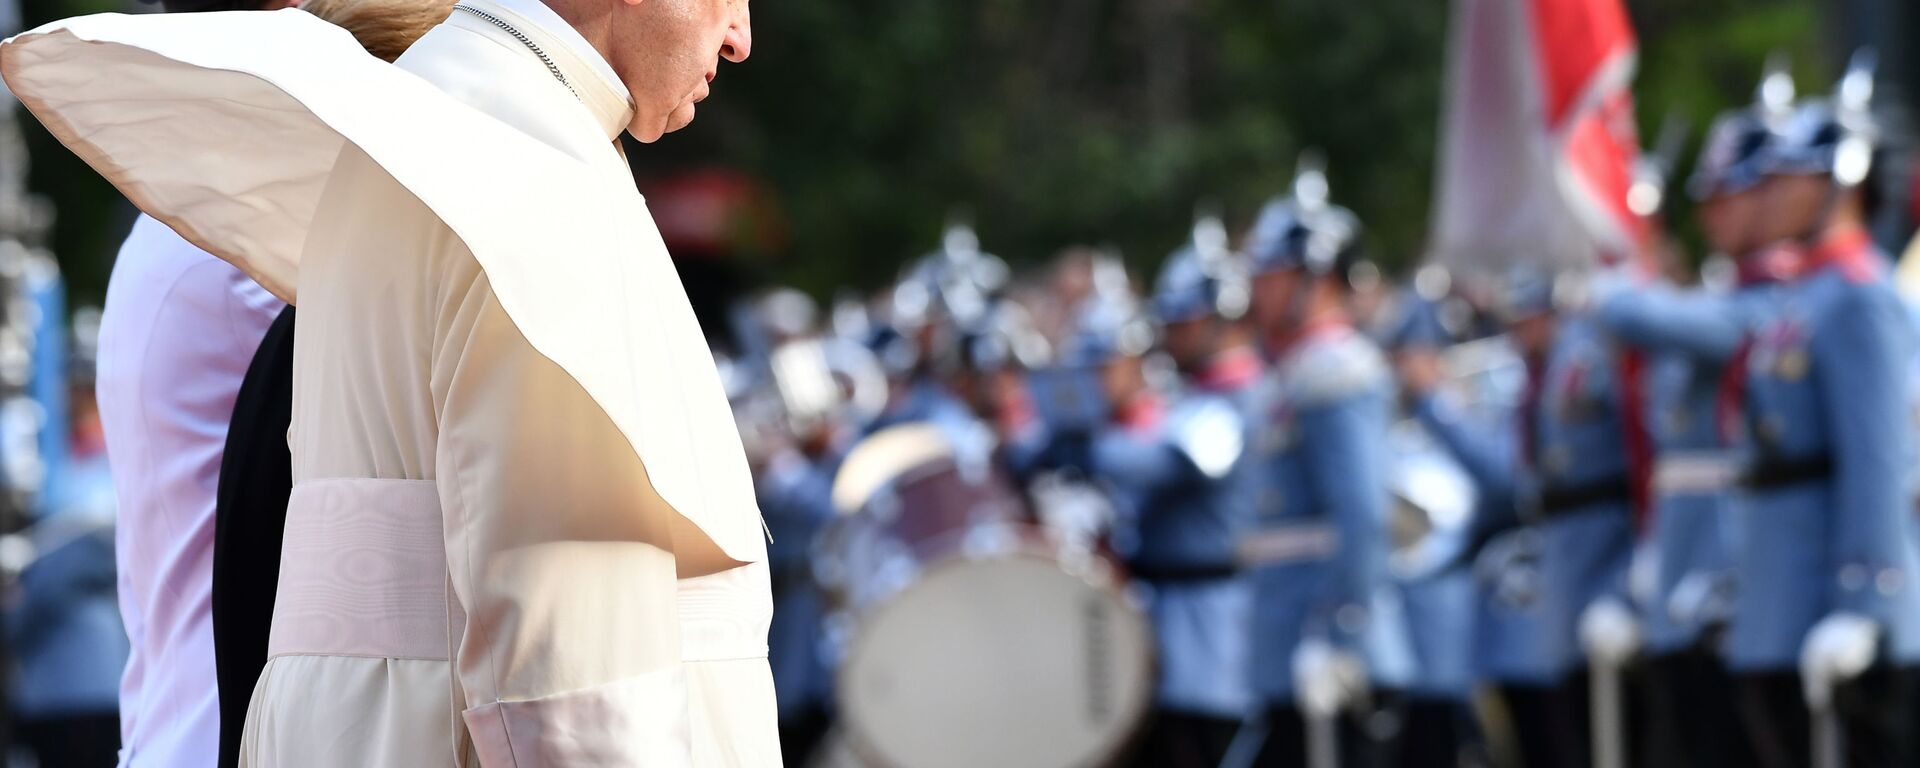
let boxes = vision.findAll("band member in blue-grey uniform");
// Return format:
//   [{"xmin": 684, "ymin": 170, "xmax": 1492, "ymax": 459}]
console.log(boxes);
[
  {"xmin": 1022, "ymin": 273, "xmax": 1256, "ymax": 768},
  {"xmin": 728, "ymin": 289, "xmax": 858, "ymax": 765},
  {"xmin": 868, "ymin": 226, "xmax": 1009, "ymax": 442},
  {"xmin": 1408, "ymin": 267, "xmax": 1641, "ymax": 768},
  {"xmin": 1079, "ymin": 216, "xmax": 1267, "ymax": 768},
  {"xmin": 1724, "ymin": 56, "xmax": 1920, "ymax": 768},
  {"xmin": 1240, "ymin": 161, "xmax": 1416, "ymax": 767},
  {"xmin": 1589, "ymin": 101, "xmax": 1782, "ymax": 768},
  {"xmin": 755, "ymin": 438, "xmax": 842, "ymax": 764},
  {"xmin": 1381, "ymin": 293, "xmax": 1483, "ymax": 768}
]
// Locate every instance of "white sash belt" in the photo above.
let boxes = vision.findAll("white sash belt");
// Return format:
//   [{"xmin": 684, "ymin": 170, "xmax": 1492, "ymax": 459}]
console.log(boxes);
[
  {"xmin": 1653, "ymin": 453, "xmax": 1739, "ymax": 498},
  {"xmin": 1237, "ymin": 523, "xmax": 1341, "ymax": 568},
  {"xmin": 267, "ymin": 478, "xmax": 449, "ymax": 661}
]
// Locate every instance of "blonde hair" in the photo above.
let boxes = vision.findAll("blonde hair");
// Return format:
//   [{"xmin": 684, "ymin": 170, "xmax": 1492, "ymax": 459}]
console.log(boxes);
[{"xmin": 302, "ymin": 0, "xmax": 455, "ymax": 63}]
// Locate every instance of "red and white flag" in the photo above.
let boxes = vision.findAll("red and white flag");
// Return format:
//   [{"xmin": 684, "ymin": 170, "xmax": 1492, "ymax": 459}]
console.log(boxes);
[{"xmin": 1429, "ymin": 0, "xmax": 1650, "ymax": 275}]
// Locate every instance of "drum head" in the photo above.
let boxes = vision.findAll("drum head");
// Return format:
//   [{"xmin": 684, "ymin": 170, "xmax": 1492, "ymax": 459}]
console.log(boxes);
[{"xmin": 838, "ymin": 553, "xmax": 1152, "ymax": 768}]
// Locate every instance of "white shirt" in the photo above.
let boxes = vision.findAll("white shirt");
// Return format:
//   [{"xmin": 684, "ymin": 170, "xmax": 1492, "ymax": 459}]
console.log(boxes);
[{"xmin": 95, "ymin": 214, "xmax": 283, "ymax": 767}]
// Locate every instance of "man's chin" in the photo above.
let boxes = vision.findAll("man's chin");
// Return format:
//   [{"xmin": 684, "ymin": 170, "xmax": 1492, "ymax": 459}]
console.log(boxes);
[
  {"xmin": 627, "ymin": 106, "xmax": 696, "ymax": 144},
  {"xmin": 665, "ymin": 104, "xmax": 697, "ymax": 133}
]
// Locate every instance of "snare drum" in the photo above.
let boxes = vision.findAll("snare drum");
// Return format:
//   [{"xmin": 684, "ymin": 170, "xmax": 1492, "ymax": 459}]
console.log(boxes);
[{"xmin": 824, "ymin": 425, "xmax": 1153, "ymax": 768}]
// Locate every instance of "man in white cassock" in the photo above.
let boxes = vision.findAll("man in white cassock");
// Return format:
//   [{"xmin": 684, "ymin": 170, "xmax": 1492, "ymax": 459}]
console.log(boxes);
[{"xmin": 0, "ymin": 0, "xmax": 779, "ymax": 764}]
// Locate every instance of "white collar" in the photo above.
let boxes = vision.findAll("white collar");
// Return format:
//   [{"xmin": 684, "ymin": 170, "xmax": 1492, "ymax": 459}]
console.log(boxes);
[{"xmin": 480, "ymin": 0, "xmax": 630, "ymax": 108}]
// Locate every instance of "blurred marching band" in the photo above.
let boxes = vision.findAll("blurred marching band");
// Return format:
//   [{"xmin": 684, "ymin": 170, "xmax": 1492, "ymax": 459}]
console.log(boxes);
[
  {"xmin": 723, "ymin": 54, "xmax": 1920, "ymax": 768},
  {"xmin": 0, "ymin": 100, "xmax": 123, "ymax": 767}
]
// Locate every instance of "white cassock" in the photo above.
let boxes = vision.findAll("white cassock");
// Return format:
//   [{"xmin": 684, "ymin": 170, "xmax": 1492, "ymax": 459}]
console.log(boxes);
[{"xmin": 2, "ymin": 4, "xmax": 778, "ymax": 766}]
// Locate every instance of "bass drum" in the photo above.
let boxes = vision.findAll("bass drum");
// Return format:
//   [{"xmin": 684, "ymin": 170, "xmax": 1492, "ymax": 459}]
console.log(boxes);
[{"xmin": 822, "ymin": 424, "xmax": 1153, "ymax": 768}]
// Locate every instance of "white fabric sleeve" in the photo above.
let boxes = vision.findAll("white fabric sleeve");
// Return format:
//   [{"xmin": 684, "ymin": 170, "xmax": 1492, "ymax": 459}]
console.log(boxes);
[{"xmin": 430, "ymin": 249, "xmax": 694, "ymax": 767}]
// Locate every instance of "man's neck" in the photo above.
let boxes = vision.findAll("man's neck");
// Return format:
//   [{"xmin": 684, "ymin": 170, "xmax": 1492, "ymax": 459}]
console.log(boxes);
[
  {"xmin": 1819, "ymin": 206, "xmax": 1868, "ymax": 242},
  {"xmin": 496, "ymin": 0, "xmax": 632, "ymax": 106},
  {"xmin": 541, "ymin": 0, "xmax": 616, "ymax": 71}
]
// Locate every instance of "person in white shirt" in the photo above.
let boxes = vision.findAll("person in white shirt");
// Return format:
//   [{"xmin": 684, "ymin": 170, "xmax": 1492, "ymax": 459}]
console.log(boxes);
[{"xmin": 96, "ymin": 212, "xmax": 282, "ymax": 768}]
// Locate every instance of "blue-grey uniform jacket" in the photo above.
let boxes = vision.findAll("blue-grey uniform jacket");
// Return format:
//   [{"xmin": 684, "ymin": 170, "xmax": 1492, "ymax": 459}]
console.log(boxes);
[
  {"xmin": 757, "ymin": 448, "xmax": 842, "ymax": 721},
  {"xmin": 1598, "ymin": 283, "xmax": 1751, "ymax": 653},
  {"xmin": 1087, "ymin": 377, "xmax": 1259, "ymax": 718},
  {"xmin": 1417, "ymin": 314, "xmax": 1637, "ymax": 684},
  {"xmin": 1247, "ymin": 326, "xmax": 1416, "ymax": 700},
  {"xmin": 1725, "ymin": 240, "xmax": 1920, "ymax": 671},
  {"xmin": 6, "ymin": 453, "xmax": 126, "ymax": 720}
]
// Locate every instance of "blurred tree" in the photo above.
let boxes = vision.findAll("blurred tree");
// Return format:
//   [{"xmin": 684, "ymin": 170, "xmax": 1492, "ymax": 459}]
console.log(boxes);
[
  {"xmin": 19, "ymin": 0, "xmax": 1838, "ymax": 304},
  {"xmin": 651, "ymin": 0, "xmax": 1827, "ymax": 295},
  {"xmin": 1630, "ymin": 0, "xmax": 1829, "ymax": 262},
  {"xmin": 15, "ymin": 0, "xmax": 132, "ymax": 308},
  {"xmin": 642, "ymin": 0, "xmax": 1452, "ymax": 292}
]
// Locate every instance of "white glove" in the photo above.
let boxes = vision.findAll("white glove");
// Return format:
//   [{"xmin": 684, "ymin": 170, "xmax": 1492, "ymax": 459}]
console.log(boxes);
[
  {"xmin": 1627, "ymin": 541, "xmax": 1659, "ymax": 609},
  {"xmin": 1578, "ymin": 597, "xmax": 1641, "ymax": 667},
  {"xmin": 1800, "ymin": 612, "xmax": 1880, "ymax": 709},
  {"xmin": 1292, "ymin": 637, "xmax": 1367, "ymax": 717}
]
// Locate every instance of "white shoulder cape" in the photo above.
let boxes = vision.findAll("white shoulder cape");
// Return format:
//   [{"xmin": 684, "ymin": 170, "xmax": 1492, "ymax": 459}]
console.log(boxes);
[{"xmin": 1, "ymin": 9, "xmax": 766, "ymax": 564}]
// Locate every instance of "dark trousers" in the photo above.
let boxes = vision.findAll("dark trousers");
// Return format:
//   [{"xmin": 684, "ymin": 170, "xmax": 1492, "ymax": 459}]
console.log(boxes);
[
  {"xmin": 1129, "ymin": 708, "xmax": 1242, "ymax": 768},
  {"xmin": 1252, "ymin": 693, "xmax": 1403, "ymax": 768},
  {"xmin": 1736, "ymin": 665, "xmax": 1918, "ymax": 768},
  {"xmin": 1391, "ymin": 696, "xmax": 1474, "ymax": 768},
  {"xmin": 779, "ymin": 704, "xmax": 832, "ymax": 768},
  {"xmin": 1489, "ymin": 672, "xmax": 1590, "ymax": 768},
  {"xmin": 1640, "ymin": 644, "xmax": 1755, "ymax": 768},
  {"xmin": 19, "ymin": 712, "xmax": 120, "ymax": 768},
  {"xmin": 211, "ymin": 305, "xmax": 296, "ymax": 768}
]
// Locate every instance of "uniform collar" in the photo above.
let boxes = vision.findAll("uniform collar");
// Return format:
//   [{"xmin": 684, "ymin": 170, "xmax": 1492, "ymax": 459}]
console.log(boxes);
[
  {"xmin": 1804, "ymin": 227, "xmax": 1880, "ymax": 282},
  {"xmin": 1735, "ymin": 243, "xmax": 1806, "ymax": 286},
  {"xmin": 1113, "ymin": 392, "xmax": 1165, "ymax": 432},
  {"xmin": 456, "ymin": 0, "xmax": 635, "ymax": 140}
]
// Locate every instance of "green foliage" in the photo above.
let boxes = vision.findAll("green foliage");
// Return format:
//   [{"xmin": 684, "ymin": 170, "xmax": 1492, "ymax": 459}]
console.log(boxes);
[
  {"xmin": 1630, "ymin": 0, "xmax": 1829, "ymax": 261},
  {"xmin": 659, "ymin": 0, "xmax": 1823, "ymax": 294},
  {"xmin": 654, "ymin": 0, "xmax": 1451, "ymax": 292},
  {"xmin": 24, "ymin": 0, "xmax": 1831, "ymax": 304},
  {"xmin": 19, "ymin": 0, "xmax": 135, "ymax": 308}
]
